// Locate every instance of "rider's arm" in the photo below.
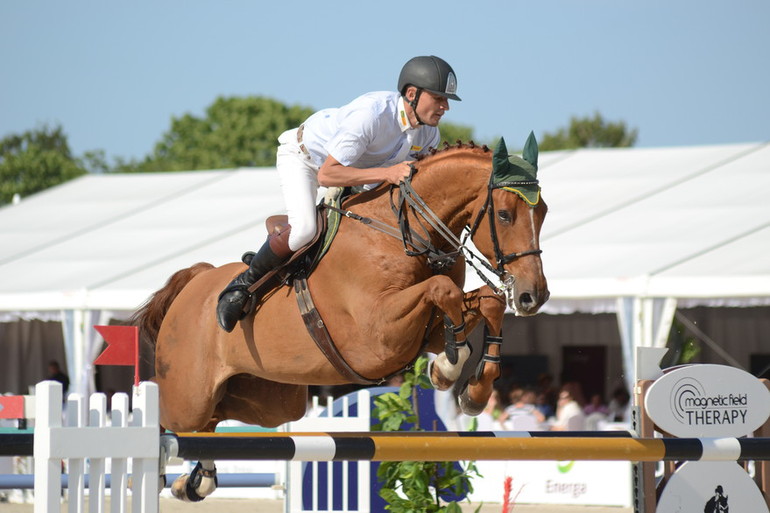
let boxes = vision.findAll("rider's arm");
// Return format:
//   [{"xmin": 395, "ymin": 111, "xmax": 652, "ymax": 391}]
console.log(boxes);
[{"xmin": 317, "ymin": 155, "xmax": 411, "ymax": 187}]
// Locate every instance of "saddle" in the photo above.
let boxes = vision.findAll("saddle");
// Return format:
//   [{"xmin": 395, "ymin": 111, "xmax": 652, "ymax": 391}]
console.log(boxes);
[
  {"xmin": 243, "ymin": 188, "xmax": 395, "ymax": 385},
  {"xmin": 244, "ymin": 188, "xmax": 346, "ymax": 301}
]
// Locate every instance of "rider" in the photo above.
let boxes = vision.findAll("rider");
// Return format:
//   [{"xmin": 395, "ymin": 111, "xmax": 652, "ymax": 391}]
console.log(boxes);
[{"xmin": 216, "ymin": 55, "xmax": 462, "ymax": 332}]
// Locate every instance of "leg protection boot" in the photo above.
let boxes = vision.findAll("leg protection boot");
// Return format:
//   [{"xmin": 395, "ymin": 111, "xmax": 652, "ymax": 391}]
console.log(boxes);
[{"xmin": 216, "ymin": 226, "xmax": 293, "ymax": 332}]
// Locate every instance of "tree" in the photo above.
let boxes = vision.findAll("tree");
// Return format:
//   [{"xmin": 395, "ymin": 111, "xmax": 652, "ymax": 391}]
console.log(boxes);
[
  {"xmin": 539, "ymin": 112, "xmax": 638, "ymax": 151},
  {"xmin": 119, "ymin": 96, "xmax": 314, "ymax": 172},
  {"xmin": 119, "ymin": 96, "xmax": 478, "ymax": 172},
  {"xmin": 0, "ymin": 125, "xmax": 87, "ymax": 206}
]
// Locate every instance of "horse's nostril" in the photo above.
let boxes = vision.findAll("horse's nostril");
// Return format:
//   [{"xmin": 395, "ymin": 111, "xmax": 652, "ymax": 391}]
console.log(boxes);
[{"xmin": 519, "ymin": 292, "xmax": 533, "ymax": 306}]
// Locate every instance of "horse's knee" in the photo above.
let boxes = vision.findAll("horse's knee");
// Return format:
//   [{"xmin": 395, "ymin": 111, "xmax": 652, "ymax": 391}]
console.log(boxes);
[{"xmin": 426, "ymin": 275, "xmax": 464, "ymax": 314}]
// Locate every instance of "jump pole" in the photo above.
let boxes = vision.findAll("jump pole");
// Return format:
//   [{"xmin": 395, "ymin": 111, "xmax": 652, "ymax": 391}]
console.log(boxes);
[{"xmin": 162, "ymin": 432, "xmax": 770, "ymax": 463}]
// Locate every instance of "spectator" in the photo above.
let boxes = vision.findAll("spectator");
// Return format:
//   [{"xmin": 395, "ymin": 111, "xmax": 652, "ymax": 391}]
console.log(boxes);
[
  {"xmin": 535, "ymin": 391, "xmax": 555, "ymax": 419},
  {"xmin": 536, "ymin": 373, "xmax": 558, "ymax": 414},
  {"xmin": 550, "ymin": 381, "xmax": 586, "ymax": 431},
  {"xmin": 47, "ymin": 360, "xmax": 69, "ymax": 397},
  {"xmin": 607, "ymin": 386, "xmax": 631, "ymax": 422},
  {"xmin": 476, "ymin": 388, "xmax": 505, "ymax": 430},
  {"xmin": 501, "ymin": 386, "xmax": 545, "ymax": 428},
  {"xmin": 584, "ymin": 394, "xmax": 609, "ymax": 416}
]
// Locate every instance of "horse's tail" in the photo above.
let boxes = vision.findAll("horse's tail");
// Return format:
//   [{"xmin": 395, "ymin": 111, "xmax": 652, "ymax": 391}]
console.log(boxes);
[{"xmin": 130, "ymin": 262, "xmax": 215, "ymax": 378}]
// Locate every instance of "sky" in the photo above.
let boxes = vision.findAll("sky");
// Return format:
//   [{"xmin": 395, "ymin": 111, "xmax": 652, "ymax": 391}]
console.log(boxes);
[{"xmin": 1, "ymin": 1, "xmax": 768, "ymax": 165}]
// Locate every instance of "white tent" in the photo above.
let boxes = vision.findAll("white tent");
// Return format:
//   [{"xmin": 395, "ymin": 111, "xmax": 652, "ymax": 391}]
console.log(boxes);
[{"xmin": 2, "ymin": 141, "xmax": 768, "ymax": 395}]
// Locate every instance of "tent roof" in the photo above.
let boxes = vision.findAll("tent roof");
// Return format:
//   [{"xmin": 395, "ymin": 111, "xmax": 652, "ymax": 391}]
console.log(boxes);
[
  {"xmin": 534, "ymin": 141, "xmax": 770, "ymax": 303},
  {"xmin": 1, "ymin": 141, "xmax": 769, "ymax": 314}
]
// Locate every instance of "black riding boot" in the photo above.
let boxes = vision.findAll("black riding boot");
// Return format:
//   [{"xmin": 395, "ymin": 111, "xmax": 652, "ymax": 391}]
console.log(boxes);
[{"xmin": 216, "ymin": 228, "xmax": 293, "ymax": 332}]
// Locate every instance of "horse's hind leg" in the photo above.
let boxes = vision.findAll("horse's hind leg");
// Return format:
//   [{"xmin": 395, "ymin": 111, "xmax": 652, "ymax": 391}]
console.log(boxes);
[
  {"xmin": 170, "ymin": 418, "xmax": 219, "ymax": 502},
  {"xmin": 170, "ymin": 374, "xmax": 308, "ymax": 502}
]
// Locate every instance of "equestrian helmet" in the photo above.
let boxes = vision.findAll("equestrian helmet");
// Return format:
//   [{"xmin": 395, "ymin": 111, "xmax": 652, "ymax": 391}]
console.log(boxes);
[{"xmin": 398, "ymin": 55, "xmax": 461, "ymax": 101}]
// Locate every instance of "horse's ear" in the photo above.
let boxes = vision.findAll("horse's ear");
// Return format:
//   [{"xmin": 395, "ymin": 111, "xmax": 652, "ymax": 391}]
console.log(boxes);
[
  {"xmin": 493, "ymin": 137, "xmax": 510, "ymax": 171},
  {"xmin": 522, "ymin": 131, "xmax": 538, "ymax": 170}
]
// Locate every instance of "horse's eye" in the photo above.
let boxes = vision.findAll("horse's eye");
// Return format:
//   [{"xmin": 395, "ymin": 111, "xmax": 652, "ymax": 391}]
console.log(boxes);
[{"xmin": 497, "ymin": 210, "xmax": 512, "ymax": 223}]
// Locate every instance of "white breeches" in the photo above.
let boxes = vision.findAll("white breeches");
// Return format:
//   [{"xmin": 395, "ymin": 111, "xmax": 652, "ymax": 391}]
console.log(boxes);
[{"xmin": 276, "ymin": 129, "xmax": 322, "ymax": 251}]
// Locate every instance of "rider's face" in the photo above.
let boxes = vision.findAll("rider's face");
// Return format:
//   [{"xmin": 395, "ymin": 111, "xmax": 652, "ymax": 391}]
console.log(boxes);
[{"xmin": 406, "ymin": 88, "xmax": 449, "ymax": 127}]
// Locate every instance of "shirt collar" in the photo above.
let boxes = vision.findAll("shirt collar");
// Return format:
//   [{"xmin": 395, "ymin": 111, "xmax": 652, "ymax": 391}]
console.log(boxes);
[{"xmin": 398, "ymin": 97, "xmax": 414, "ymax": 132}]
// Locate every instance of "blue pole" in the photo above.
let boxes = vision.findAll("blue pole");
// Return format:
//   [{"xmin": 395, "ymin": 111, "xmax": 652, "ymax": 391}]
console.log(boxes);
[{"xmin": 0, "ymin": 473, "xmax": 277, "ymax": 490}]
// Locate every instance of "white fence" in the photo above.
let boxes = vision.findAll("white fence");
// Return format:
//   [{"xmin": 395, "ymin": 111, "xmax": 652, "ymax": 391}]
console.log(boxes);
[
  {"xmin": 24, "ymin": 381, "xmax": 374, "ymax": 513},
  {"xmin": 33, "ymin": 380, "xmax": 160, "ymax": 513}
]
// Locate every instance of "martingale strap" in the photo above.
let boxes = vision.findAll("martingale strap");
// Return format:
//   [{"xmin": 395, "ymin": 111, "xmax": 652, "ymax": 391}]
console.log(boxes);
[
  {"xmin": 294, "ymin": 276, "xmax": 427, "ymax": 386},
  {"xmin": 294, "ymin": 277, "xmax": 381, "ymax": 385}
]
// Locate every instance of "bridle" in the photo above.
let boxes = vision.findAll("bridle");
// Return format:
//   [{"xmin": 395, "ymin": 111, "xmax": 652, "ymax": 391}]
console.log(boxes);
[
  {"xmin": 391, "ymin": 165, "xmax": 543, "ymax": 294},
  {"xmin": 466, "ymin": 175, "xmax": 543, "ymax": 274}
]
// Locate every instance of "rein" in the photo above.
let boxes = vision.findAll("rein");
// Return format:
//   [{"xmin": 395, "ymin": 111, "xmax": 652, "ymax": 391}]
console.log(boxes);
[{"xmin": 323, "ymin": 165, "xmax": 542, "ymax": 294}]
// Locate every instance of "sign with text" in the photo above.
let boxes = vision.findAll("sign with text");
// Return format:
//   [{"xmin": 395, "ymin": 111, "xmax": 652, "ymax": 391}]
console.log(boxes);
[
  {"xmin": 645, "ymin": 364, "xmax": 770, "ymax": 437},
  {"xmin": 470, "ymin": 460, "xmax": 632, "ymax": 507}
]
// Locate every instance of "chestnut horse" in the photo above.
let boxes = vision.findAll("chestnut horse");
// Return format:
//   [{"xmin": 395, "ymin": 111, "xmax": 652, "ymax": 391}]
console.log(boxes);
[{"xmin": 132, "ymin": 135, "xmax": 548, "ymax": 501}]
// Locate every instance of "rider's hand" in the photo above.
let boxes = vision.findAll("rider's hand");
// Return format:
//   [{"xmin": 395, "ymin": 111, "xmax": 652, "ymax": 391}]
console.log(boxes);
[{"xmin": 385, "ymin": 162, "xmax": 412, "ymax": 185}]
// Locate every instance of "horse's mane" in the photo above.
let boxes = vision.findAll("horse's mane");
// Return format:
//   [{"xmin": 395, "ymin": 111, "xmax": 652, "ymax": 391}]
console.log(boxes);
[
  {"xmin": 415, "ymin": 140, "xmax": 492, "ymax": 162},
  {"xmin": 407, "ymin": 140, "xmax": 494, "ymax": 188}
]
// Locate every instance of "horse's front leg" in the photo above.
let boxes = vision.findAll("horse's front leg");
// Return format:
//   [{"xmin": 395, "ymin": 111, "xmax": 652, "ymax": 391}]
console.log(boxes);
[
  {"xmin": 456, "ymin": 287, "xmax": 506, "ymax": 416},
  {"xmin": 413, "ymin": 275, "xmax": 478, "ymax": 391},
  {"xmin": 370, "ymin": 274, "xmax": 471, "ymax": 389}
]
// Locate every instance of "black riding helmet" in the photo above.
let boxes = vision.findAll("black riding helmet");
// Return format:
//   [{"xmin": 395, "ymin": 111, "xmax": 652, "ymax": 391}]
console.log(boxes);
[
  {"xmin": 398, "ymin": 55, "xmax": 461, "ymax": 101},
  {"xmin": 398, "ymin": 56, "xmax": 460, "ymax": 126}
]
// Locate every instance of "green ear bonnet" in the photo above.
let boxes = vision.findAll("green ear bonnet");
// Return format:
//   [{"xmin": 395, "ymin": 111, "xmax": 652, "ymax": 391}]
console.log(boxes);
[{"xmin": 491, "ymin": 131, "xmax": 540, "ymax": 205}]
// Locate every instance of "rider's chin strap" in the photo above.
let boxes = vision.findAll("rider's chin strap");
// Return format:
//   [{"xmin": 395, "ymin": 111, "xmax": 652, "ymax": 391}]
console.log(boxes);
[{"xmin": 407, "ymin": 89, "xmax": 425, "ymax": 126}]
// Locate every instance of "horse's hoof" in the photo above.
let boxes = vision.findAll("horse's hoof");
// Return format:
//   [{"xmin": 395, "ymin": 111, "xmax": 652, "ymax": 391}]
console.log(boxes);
[
  {"xmin": 458, "ymin": 386, "xmax": 487, "ymax": 416},
  {"xmin": 427, "ymin": 360, "xmax": 455, "ymax": 391},
  {"xmin": 170, "ymin": 474, "xmax": 192, "ymax": 502}
]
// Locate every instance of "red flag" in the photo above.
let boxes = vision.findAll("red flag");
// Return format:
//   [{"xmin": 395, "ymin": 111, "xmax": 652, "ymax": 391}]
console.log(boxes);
[
  {"xmin": 0, "ymin": 395, "xmax": 24, "ymax": 419},
  {"xmin": 94, "ymin": 325, "xmax": 139, "ymax": 386}
]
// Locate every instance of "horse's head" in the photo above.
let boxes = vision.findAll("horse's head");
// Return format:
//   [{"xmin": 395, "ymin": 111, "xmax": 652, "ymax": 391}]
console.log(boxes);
[{"xmin": 469, "ymin": 133, "xmax": 549, "ymax": 315}]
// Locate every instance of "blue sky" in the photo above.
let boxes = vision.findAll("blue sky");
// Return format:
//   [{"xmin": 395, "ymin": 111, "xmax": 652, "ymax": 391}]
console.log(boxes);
[{"xmin": 1, "ymin": 1, "xmax": 768, "ymax": 164}]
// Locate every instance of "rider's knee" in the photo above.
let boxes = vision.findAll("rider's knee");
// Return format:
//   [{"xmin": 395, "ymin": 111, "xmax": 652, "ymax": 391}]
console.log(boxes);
[{"xmin": 288, "ymin": 222, "xmax": 316, "ymax": 251}]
